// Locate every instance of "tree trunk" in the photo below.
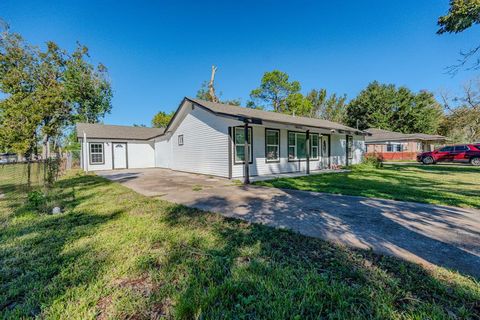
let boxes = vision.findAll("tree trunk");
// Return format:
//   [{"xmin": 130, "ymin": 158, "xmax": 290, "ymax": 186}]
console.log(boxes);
[{"xmin": 209, "ymin": 65, "xmax": 219, "ymax": 103}]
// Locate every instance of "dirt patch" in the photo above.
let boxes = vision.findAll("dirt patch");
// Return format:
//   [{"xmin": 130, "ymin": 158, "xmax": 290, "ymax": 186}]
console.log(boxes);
[
  {"xmin": 96, "ymin": 295, "xmax": 113, "ymax": 320},
  {"xmin": 113, "ymin": 275, "xmax": 157, "ymax": 297}
]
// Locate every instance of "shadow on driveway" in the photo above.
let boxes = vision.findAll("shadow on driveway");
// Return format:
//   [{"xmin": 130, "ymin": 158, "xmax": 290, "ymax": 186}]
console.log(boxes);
[{"xmin": 98, "ymin": 168, "xmax": 480, "ymax": 278}]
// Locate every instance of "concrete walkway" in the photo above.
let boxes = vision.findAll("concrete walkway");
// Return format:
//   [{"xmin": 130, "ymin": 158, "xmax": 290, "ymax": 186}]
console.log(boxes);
[{"xmin": 97, "ymin": 168, "xmax": 480, "ymax": 278}]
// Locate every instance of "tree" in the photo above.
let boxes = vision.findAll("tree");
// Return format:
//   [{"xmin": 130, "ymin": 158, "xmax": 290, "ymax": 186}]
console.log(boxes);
[
  {"xmin": 283, "ymin": 93, "xmax": 312, "ymax": 116},
  {"xmin": 64, "ymin": 44, "xmax": 112, "ymax": 123},
  {"xmin": 0, "ymin": 26, "xmax": 113, "ymax": 160},
  {"xmin": 249, "ymin": 70, "xmax": 301, "ymax": 111},
  {"xmin": 345, "ymin": 81, "xmax": 443, "ymax": 134},
  {"xmin": 439, "ymin": 78, "xmax": 480, "ymax": 142},
  {"xmin": 152, "ymin": 111, "xmax": 174, "ymax": 128},
  {"xmin": 305, "ymin": 89, "xmax": 347, "ymax": 123},
  {"xmin": 196, "ymin": 81, "xmax": 241, "ymax": 106},
  {"xmin": 0, "ymin": 30, "xmax": 43, "ymax": 158},
  {"xmin": 437, "ymin": 0, "xmax": 480, "ymax": 73}
]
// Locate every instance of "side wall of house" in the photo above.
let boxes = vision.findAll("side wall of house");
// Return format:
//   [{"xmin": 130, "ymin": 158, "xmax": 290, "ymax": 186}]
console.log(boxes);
[
  {"xmin": 154, "ymin": 137, "xmax": 171, "ymax": 168},
  {"xmin": 159, "ymin": 105, "xmax": 232, "ymax": 177},
  {"xmin": 127, "ymin": 141, "xmax": 155, "ymax": 168}
]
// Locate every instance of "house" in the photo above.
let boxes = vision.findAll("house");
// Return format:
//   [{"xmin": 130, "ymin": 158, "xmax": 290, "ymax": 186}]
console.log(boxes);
[
  {"xmin": 77, "ymin": 97, "xmax": 368, "ymax": 182},
  {"xmin": 365, "ymin": 128, "xmax": 447, "ymax": 160}
]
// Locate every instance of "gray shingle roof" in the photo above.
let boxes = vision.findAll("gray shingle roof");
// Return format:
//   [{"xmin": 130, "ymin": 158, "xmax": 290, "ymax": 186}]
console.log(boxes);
[
  {"xmin": 76, "ymin": 123, "xmax": 165, "ymax": 140},
  {"xmin": 365, "ymin": 128, "xmax": 446, "ymax": 143},
  {"xmin": 187, "ymin": 98, "xmax": 368, "ymax": 135}
]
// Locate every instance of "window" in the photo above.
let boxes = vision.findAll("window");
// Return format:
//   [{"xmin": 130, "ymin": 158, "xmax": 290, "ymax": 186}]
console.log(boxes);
[
  {"xmin": 346, "ymin": 135, "xmax": 353, "ymax": 159},
  {"xmin": 386, "ymin": 143, "xmax": 402, "ymax": 152},
  {"xmin": 265, "ymin": 129, "xmax": 280, "ymax": 162},
  {"xmin": 311, "ymin": 134, "xmax": 319, "ymax": 160},
  {"xmin": 288, "ymin": 132, "xmax": 319, "ymax": 160},
  {"xmin": 417, "ymin": 142, "xmax": 423, "ymax": 151},
  {"xmin": 439, "ymin": 146, "xmax": 454, "ymax": 152},
  {"xmin": 89, "ymin": 143, "xmax": 104, "ymax": 164},
  {"xmin": 178, "ymin": 134, "xmax": 184, "ymax": 146},
  {"xmin": 454, "ymin": 145, "xmax": 469, "ymax": 152},
  {"xmin": 234, "ymin": 127, "xmax": 252, "ymax": 164}
]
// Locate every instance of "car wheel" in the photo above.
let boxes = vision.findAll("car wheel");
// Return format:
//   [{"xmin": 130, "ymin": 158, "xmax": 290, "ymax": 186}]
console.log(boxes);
[
  {"xmin": 422, "ymin": 156, "xmax": 434, "ymax": 165},
  {"xmin": 471, "ymin": 157, "xmax": 480, "ymax": 166}
]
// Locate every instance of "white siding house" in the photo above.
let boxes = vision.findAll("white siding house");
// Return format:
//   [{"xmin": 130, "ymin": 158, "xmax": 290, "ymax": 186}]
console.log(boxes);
[{"xmin": 78, "ymin": 97, "xmax": 368, "ymax": 181}]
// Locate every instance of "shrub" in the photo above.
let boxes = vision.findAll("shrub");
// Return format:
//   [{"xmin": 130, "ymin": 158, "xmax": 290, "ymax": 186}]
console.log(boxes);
[
  {"xmin": 27, "ymin": 190, "xmax": 47, "ymax": 212},
  {"xmin": 362, "ymin": 153, "xmax": 384, "ymax": 168}
]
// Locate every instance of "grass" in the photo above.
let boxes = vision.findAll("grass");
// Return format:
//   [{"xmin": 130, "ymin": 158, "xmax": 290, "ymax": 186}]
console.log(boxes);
[
  {"xmin": 254, "ymin": 164, "xmax": 480, "ymax": 209},
  {"xmin": 1, "ymin": 169, "xmax": 480, "ymax": 319}
]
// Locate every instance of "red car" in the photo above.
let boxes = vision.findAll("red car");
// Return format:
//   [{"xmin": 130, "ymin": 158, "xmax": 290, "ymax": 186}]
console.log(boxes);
[{"xmin": 417, "ymin": 144, "xmax": 480, "ymax": 166}]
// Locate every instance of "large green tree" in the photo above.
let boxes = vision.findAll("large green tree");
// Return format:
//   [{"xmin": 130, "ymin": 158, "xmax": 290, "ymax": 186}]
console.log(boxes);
[
  {"xmin": 151, "ymin": 110, "xmax": 174, "ymax": 128},
  {"xmin": 345, "ymin": 81, "xmax": 443, "ymax": 134},
  {"xmin": 438, "ymin": 0, "xmax": 480, "ymax": 72},
  {"xmin": 249, "ymin": 70, "xmax": 300, "ymax": 112},
  {"xmin": 0, "ymin": 26, "xmax": 112, "ymax": 158},
  {"xmin": 439, "ymin": 78, "xmax": 480, "ymax": 142},
  {"xmin": 305, "ymin": 89, "xmax": 347, "ymax": 123}
]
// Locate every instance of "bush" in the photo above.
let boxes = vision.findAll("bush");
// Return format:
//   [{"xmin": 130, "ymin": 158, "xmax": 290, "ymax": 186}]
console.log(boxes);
[
  {"xmin": 27, "ymin": 190, "xmax": 47, "ymax": 212},
  {"xmin": 362, "ymin": 153, "xmax": 384, "ymax": 168}
]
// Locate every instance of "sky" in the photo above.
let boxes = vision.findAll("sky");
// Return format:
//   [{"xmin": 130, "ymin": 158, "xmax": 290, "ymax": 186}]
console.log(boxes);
[{"xmin": 1, "ymin": 0, "xmax": 479, "ymax": 126}]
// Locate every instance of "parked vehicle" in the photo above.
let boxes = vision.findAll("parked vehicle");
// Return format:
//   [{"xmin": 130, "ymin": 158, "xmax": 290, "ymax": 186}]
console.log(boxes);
[{"xmin": 417, "ymin": 144, "xmax": 480, "ymax": 166}]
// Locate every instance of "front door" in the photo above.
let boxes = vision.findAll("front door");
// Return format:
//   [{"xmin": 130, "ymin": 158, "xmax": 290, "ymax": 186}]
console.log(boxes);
[
  {"xmin": 113, "ymin": 143, "xmax": 127, "ymax": 169},
  {"xmin": 321, "ymin": 135, "xmax": 330, "ymax": 169}
]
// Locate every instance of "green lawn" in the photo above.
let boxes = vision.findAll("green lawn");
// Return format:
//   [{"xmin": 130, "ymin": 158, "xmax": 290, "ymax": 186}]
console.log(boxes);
[
  {"xmin": 1, "ymin": 170, "xmax": 480, "ymax": 319},
  {"xmin": 255, "ymin": 164, "xmax": 480, "ymax": 209}
]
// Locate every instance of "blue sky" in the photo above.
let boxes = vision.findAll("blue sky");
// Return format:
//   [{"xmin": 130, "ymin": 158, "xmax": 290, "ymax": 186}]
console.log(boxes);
[{"xmin": 1, "ymin": 0, "xmax": 478, "ymax": 126}]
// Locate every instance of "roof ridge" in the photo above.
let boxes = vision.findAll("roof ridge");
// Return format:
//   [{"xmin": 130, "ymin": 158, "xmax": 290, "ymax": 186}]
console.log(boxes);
[{"xmin": 188, "ymin": 97, "xmax": 361, "ymax": 132}]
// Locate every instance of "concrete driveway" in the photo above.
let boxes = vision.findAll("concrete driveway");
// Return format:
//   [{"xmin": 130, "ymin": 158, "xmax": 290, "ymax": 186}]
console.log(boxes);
[{"xmin": 97, "ymin": 168, "xmax": 480, "ymax": 278}]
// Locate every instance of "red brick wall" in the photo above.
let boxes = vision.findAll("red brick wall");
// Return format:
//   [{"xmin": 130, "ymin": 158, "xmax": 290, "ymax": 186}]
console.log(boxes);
[{"xmin": 366, "ymin": 152, "xmax": 418, "ymax": 161}]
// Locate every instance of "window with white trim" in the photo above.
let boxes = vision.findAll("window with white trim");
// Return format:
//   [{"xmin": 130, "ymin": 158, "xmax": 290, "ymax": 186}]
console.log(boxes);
[
  {"xmin": 386, "ymin": 143, "xmax": 403, "ymax": 152},
  {"xmin": 265, "ymin": 129, "xmax": 280, "ymax": 162},
  {"xmin": 90, "ymin": 143, "xmax": 104, "ymax": 164},
  {"xmin": 178, "ymin": 134, "xmax": 184, "ymax": 146},
  {"xmin": 288, "ymin": 132, "xmax": 319, "ymax": 160},
  {"xmin": 311, "ymin": 134, "xmax": 319, "ymax": 160},
  {"xmin": 234, "ymin": 127, "xmax": 252, "ymax": 164}
]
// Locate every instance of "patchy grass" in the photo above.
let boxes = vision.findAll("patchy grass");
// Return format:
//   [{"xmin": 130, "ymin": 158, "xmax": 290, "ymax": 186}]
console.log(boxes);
[
  {"xmin": 1, "ymin": 171, "xmax": 480, "ymax": 319},
  {"xmin": 255, "ymin": 164, "xmax": 480, "ymax": 209},
  {"xmin": 191, "ymin": 185, "xmax": 203, "ymax": 192}
]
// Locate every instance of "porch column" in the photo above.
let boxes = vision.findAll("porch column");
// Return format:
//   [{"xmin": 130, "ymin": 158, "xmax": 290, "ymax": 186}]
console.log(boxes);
[
  {"xmin": 306, "ymin": 130, "xmax": 310, "ymax": 174},
  {"xmin": 243, "ymin": 121, "xmax": 250, "ymax": 184}
]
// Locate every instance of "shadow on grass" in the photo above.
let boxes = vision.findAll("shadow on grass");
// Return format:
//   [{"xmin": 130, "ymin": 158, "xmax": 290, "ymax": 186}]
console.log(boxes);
[
  {"xmin": 256, "ymin": 165, "xmax": 480, "ymax": 208},
  {"xmin": 155, "ymin": 204, "xmax": 480, "ymax": 318},
  {"xmin": 0, "ymin": 174, "xmax": 121, "ymax": 318}
]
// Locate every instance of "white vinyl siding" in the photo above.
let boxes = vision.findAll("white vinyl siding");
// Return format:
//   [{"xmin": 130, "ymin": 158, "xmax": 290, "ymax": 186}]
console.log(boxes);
[
  {"xmin": 166, "ymin": 104, "xmax": 232, "ymax": 177},
  {"xmin": 127, "ymin": 141, "xmax": 155, "ymax": 168}
]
